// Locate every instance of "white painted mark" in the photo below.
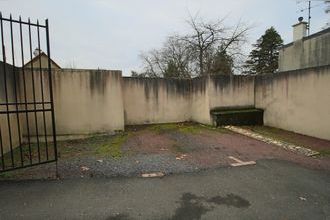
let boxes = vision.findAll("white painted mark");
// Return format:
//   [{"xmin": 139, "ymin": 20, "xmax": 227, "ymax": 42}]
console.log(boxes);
[
  {"xmin": 228, "ymin": 156, "xmax": 256, "ymax": 167},
  {"xmin": 141, "ymin": 172, "xmax": 165, "ymax": 178}
]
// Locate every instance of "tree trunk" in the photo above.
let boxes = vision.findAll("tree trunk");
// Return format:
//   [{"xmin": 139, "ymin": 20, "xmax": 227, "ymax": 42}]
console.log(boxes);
[{"xmin": 199, "ymin": 51, "xmax": 204, "ymax": 76}]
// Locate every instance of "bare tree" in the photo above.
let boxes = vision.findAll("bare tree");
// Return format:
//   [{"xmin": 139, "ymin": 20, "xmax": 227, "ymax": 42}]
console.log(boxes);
[
  {"xmin": 140, "ymin": 35, "xmax": 194, "ymax": 78},
  {"xmin": 182, "ymin": 15, "xmax": 250, "ymax": 76},
  {"xmin": 138, "ymin": 15, "xmax": 250, "ymax": 78}
]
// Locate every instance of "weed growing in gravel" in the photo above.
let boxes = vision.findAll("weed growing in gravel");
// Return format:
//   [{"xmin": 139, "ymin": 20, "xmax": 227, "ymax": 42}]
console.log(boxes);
[
  {"xmin": 171, "ymin": 143, "xmax": 190, "ymax": 153},
  {"xmin": 148, "ymin": 122, "xmax": 228, "ymax": 135},
  {"xmin": 96, "ymin": 133, "xmax": 129, "ymax": 159},
  {"xmin": 318, "ymin": 149, "xmax": 330, "ymax": 157}
]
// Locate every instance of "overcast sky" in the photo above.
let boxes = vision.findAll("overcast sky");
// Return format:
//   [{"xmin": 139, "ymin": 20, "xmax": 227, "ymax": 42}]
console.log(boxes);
[{"xmin": 1, "ymin": 0, "xmax": 328, "ymax": 75}]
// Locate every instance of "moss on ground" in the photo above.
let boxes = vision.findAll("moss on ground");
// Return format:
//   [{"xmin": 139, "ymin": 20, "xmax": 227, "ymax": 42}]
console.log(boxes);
[
  {"xmin": 95, "ymin": 133, "xmax": 129, "ymax": 159},
  {"xmin": 0, "ymin": 172, "xmax": 14, "ymax": 178},
  {"xmin": 318, "ymin": 149, "xmax": 330, "ymax": 157},
  {"xmin": 171, "ymin": 143, "xmax": 189, "ymax": 154},
  {"xmin": 148, "ymin": 122, "xmax": 228, "ymax": 135},
  {"xmin": 242, "ymin": 126, "xmax": 301, "ymax": 144},
  {"xmin": 0, "ymin": 122, "xmax": 230, "ymax": 167}
]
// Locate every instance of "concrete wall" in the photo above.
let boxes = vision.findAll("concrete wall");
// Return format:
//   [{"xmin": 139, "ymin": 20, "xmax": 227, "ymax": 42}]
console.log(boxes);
[
  {"xmin": 0, "ymin": 62, "xmax": 21, "ymax": 153},
  {"xmin": 123, "ymin": 77, "xmax": 191, "ymax": 125},
  {"xmin": 208, "ymin": 75, "xmax": 255, "ymax": 111},
  {"xmin": 17, "ymin": 68, "xmax": 125, "ymax": 139},
  {"xmin": 122, "ymin": 75, "xmax": 256, "ymax": 126},
  {"xmin": 190, "ymin": 77, "xmax": 211, "ymax": 125},
  {"xmin": 189, "ymin": 76, "xmax": 255, "ymax": 125},
  {"xmin": 1, "ymin": 62, "xmax": 330, "ymax": 147},
  {"xmin": 255, "ymin": 65, "xmax": 330, "ymax": 140},
  {"xmin": 279, "ymin": 28, "xmax": 330, "ymax": 71},
  {"xmin": 52, "ymin": 69, "xmax": 124, "ymax": 135}
]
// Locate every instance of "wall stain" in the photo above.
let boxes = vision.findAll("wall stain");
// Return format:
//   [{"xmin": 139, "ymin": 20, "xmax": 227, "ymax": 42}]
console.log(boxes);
[{"xmin": 191, "ymin": 77, "xmax": 207, "ymax": 94}]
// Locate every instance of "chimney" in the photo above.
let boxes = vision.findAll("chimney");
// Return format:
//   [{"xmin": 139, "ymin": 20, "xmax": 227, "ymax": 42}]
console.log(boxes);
[
  {"xmin": 292, "ymin": 18, "xmax": 308, "ymax": 41},
  {"xmin": 33, "ymin": 48, "xmax": 42, "ymax": 57}
]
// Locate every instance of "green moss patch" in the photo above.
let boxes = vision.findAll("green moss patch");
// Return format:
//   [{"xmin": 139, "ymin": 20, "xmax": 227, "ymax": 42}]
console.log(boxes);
[
  {"xmin": 171, "ymin": 143, "xmax": 189, "ymax": 154},
  {"xmin": 148, "ymin": 122, "xmax": 228, "ymax": 135},
  {"xmin": 318, "ymin": 149, "xmax": 330, "ymax": 157},
  {"xmin": 95, "ymin": 133, "xmax": 129, "ymax": 159}
]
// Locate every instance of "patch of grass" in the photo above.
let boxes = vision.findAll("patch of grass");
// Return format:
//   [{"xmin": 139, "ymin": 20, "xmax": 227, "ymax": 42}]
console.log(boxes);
[
  {"xmin": 242, "ymin": 126, "xmax": 308, "ymax": 147},
  {"xmin": 148, "ymin": 123, "xmax": 178, "ymax": 134},
  {"xmin": 0, "ymin": 142, "xmax": 56, "ymax": 169},
  {"xmin": 0, "ymin": 172, "xmax": 14, "ymax": 178},
  {"xmin": 318, "ymin": 149, "xmax": 330, "ymax": 157},
  {"xmin": 171, "ymin": 143, "xmax": 189, "ymax": 154},
  {"xmin": 95, "ymin": 133, "xmax": 129, "ymax": 159},
  {"xmin": 148, "ymin": 122, "xmax": 229, "ymax": 135}
]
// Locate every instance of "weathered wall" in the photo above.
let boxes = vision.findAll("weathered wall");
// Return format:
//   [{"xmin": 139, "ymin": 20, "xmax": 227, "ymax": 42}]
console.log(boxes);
[
  {"xmin": 255, "ymin": 65, "xmax": 330, "ymax": 140},
  {"xmin": 19, "ymin": 69, "xmax": 125, "ymax": 138},
  {"xmin": 279, "ymin": 28, "xmax": 330, "ymax": 71},
  {"xmin": 122, "ymin": 75, "xmax": 256, "ymax": 126},
  {"xmin": 0, "ymin": 62, "xmax": 21, "ymax": 153},
  {"xmin": 52, "ymin": 69, "xmax": 124, "ymax": 135},
  {"xmin": 208, "ymin": 75, "xmax": 255, "ymax": 111},
  {"xmin": 123, "ymin": 78, "xmax": 191, "ymax": 125},
  {"xmin": 2, "ymin": 62, "xmax": 330, "ymax": 144},
  {"xmin": 190, "ymin": 77, "xmax": 211, "ymax": 125}
]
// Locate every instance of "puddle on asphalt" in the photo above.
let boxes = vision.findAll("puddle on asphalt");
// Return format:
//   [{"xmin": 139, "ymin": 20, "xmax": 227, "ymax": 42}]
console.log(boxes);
[
  {"xmin": 170, "ymin": 192, "xmax": 250, "ymax": 220},
  {"xmin": 107, "ymin": 192, "xmax": 250, "ymax": 220},
  {"xmin": 107, "ymin": 213, "xmax": 131, "ymax": 220}
]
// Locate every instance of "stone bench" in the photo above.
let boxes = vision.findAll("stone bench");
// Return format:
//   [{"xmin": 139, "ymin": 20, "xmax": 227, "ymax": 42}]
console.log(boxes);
[{"xmin": 210, "ymin": 106, "xmax": 264, "ymax": 127}]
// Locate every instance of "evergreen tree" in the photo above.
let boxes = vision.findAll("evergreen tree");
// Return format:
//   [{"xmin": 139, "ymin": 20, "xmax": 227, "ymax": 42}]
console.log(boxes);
[
  {"xmin": 209, "ymin": 49, "xmax": 234, "ymax": 75},
  {"xmin": 245, "ymin": 27, "xmax": 283, "ymax": 74}
]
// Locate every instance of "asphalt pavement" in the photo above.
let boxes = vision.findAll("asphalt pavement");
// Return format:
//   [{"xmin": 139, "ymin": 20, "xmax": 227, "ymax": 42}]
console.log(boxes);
[{"xmin": 0, "ymin": 159, "xmax": 329, "ymax": 220}]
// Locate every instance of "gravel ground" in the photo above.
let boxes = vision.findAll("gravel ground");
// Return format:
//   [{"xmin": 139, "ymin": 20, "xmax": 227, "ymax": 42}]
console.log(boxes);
[{"xmin": 0, "ymin": 123, "xmax": 329, "ymax": 180}]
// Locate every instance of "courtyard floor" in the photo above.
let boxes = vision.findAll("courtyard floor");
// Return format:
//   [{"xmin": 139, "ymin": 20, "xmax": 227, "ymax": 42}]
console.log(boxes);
[
  {"xmin": 1, "ymin": 123, "xmax": 330, "ymax": 219},
  {"xmin": 1, "ymin": 122, "xmax": 329, "ymax": 180}
]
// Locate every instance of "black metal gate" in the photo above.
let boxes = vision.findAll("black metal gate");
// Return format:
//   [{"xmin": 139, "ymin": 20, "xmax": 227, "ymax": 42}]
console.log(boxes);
[{"xmin": 0, "ymin": 13, "xmax": 57, "ymax": 172}]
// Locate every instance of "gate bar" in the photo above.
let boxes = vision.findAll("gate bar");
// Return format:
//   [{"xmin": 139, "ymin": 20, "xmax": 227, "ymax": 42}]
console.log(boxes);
[
  {"xmin": 1, "ymin": 17, "xmax": 46, "ymax": 28},
  {"xmin": 28, "ymin": 18, "xmax": 41, "ymax": 163},
  {"xmin": 10, "ymin": 14, "xmax": 24, "ymax": 166},
  {"xmin": 0, "ymin": 101, "xmax": 52, "ymax": 105},
  {"xmin": 19, "ymin": 16, "xmax": 33, "ymax": 165},
  {"xmin": 0, "ymin": 129, "xmax": 4, "ymax": 170},
  {"xmin": 46, "ymin": 19, "xmax": 58, "ymax": 162},
  {"xmin": 0, "ymin": 13, "xmax": 15, "ymax": 168},
  {"xmin": 37, "ymin": 19, "xmax": 49, "ymax": 160}
]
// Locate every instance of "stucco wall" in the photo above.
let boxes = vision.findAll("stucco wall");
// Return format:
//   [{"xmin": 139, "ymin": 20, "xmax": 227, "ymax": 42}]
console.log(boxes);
[
  {"xmin": 0, "ymin": 62, "xmax": 21, "ymax": 153},
  {"xmin": 190, "ymin": 77, "xmax": 211, "ymax": 125},
  {"xmin": 18, "ymin": 69, "xmax": 125, "ymax": 138},
  {"xmin": 279, "ymin": 28, "xmax": 330, "ymax": 71},
  {"xmin": 255, "ymin": 65, "xmax": 330, "ymax": 140},
  {"xmin": 123, "ymin": 75, "xmax": 256, "ymax": 126},
  {"xmin": 2, "ymin": 63, "xmax": 330, "ymax": 146},
  {"xmin": 52, "ymin": 69, "xmax": 125, "ymax": 135},
  {"xmin": 208, "ymin": 75, "xmax": 255, "ymax": 110},
  {"xmin": 123, "ymin": 77, "xmax": 191, "ymax": 125}
]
